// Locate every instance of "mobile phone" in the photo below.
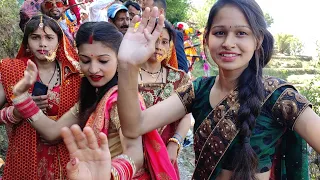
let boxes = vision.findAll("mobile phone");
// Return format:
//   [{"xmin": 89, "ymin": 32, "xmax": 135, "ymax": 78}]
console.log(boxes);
[{"xmin": 32, "ymin": 81, "xmax": 48, "ymax": 96}]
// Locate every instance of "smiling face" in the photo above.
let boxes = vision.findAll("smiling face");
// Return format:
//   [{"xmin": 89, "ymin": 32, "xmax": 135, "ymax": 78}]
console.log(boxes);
[
  {"xmin": 27, "ymin": 26, "xmax": 59, "ymax": 61},
  {"xmin": 78, "ymin": 41, "xmax": 118, "ymax": 88},
  {"xmin": 148, "ymin": 28, "xmax": 170, "ymax": 63},
  {"xmin": 207, "ymin": 4, "xmax": 257, "ymax": 73}
]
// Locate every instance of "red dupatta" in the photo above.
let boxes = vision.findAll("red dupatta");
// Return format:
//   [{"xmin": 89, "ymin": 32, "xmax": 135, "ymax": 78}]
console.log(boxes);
[{"xmin": 86, "ymin": 86, "xmax": 178, "ymax": 180}]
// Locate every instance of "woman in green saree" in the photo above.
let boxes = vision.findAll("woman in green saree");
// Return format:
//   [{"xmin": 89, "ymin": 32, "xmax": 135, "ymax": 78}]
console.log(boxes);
[
  {"xmin": 115, "ymin": 1, "xmax": 320, "ymax": 180},
  {"xmin": 47, "ymin": 1, "xmax": 318, "ymax": 180}
]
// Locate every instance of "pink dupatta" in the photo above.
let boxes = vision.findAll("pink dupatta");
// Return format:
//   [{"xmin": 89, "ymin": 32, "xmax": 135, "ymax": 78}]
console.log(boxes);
[{"xmin": 86, "ymin": 86, "xmax": 178, "ymax": 180}]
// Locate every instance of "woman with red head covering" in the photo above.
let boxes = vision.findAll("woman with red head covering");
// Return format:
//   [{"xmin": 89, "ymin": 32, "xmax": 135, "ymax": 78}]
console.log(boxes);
[{"xmin": 0, "ymin": 14, "xmax": 81, "ymax": 179}]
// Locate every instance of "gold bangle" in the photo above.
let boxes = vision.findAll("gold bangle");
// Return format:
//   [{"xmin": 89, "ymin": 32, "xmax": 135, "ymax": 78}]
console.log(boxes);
[
  {"xmin": 168, "ymin": 137, "xmax": 181, "ymax": 155},
  {"xmin": 110, "ymin": 167, "xmax": 120, "ymax": 180}
]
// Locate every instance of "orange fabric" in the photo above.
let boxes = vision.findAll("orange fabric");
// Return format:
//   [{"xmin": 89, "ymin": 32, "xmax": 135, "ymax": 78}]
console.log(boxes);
[
  {"xmin": 1, "ymin": 34, "xmax": 81, "ymax": 179},
  {"xmin": 162, "ymin": 42, "xmax": 178, "ymax": 69}
]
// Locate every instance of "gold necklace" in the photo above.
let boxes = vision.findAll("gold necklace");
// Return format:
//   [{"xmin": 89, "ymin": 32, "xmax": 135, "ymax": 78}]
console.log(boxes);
[{"xmin": 140, "ymin": 67, "xmax": 161, "ymax": 79}]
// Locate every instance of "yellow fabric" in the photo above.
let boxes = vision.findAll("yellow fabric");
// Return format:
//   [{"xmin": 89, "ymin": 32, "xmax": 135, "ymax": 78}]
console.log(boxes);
[{"xmin": 108, "ymin": 130, "xmax": 123, "ymax": 158}]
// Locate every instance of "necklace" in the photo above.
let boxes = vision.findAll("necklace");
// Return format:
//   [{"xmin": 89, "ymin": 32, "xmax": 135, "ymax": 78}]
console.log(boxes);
[
  {"xmin": 139, "ymin": 66, "xmax": 164, "ymax": 85},
  {"xmin": 140, "ymin": 67, "xmax": 162, "ymax": 79},
  {"xmin": 39, "ymin": 61, "xmax": 60, "ymax": 89}
]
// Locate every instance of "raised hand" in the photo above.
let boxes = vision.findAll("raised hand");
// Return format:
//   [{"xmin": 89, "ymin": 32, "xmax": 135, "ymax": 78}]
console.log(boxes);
[
  {"xmin": 13, "ymin": 60, "xmax": 38, "ymax": 96},
  {"xmin": 118, "ymin": 7, "xmax": 165, "ymax": 66},
  {"xmin": 61, "ymin": 125, "xmax": 111, "ymax": 180}
]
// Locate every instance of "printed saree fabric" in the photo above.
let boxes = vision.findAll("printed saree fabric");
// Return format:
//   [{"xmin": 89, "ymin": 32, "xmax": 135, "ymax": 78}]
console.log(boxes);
[
  {"xmin": 176, "ymin": 76, "xmax": 311, "ymax": 180},
  {"xmin": 85, "ymin": 86, "xmax": 178, "ymax": 180},
  {"xmin": 138, "ymin": 66, "xmax": 189, "ymax": 177},
  {"xmin": 0, "ymin": 34, "xmax": 81, "ymax": 180}
]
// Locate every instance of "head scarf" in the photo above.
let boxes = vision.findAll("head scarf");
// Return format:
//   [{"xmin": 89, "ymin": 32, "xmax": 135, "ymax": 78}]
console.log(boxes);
[{"xmin": 2, "ymin": 15, "xmax": 81, "ymax": 180}]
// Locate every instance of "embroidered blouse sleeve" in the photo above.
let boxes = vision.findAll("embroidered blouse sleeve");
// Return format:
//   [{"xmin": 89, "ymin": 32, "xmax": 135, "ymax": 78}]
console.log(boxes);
[
  {"xmin": 110, "ymin": 104, "xmax": 121, "ymax": 131},
  {"xmin": 175, "ymin": 82, "xmax": 195, "ymax": 114},
  {"xmin": 272, "ymin": 87, "xmax": 312, "ymax": 130},
  {"xmin": 177, "ymin": 71, "xmax": 190, "ymax": 87}
]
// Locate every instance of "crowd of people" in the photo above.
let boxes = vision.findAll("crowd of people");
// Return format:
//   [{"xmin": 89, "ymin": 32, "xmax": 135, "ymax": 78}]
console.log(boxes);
[{"xmin": 1, "ymin": 0, "xmax": 320, "ymax": 179}]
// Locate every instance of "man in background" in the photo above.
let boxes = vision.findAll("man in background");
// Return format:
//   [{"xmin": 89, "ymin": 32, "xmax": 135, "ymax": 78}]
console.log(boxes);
[
  {"xmin": 107, "ymin": 4, "xmax": 130, "ymax": 34},
  {"xmin": 123, "ymin": 0, "xmax": 141, "ymax": 21}
]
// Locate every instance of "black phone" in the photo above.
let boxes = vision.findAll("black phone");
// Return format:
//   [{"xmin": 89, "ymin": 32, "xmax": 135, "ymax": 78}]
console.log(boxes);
[{"xmin": 32, "ymin": 81, "xmax": 48, "ymax": 96}]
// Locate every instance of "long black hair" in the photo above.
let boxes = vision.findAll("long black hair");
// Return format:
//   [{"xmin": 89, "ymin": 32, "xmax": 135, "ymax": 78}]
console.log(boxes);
[
  {"xmin": 204, "ymin": 0, "xmax": 274, "ymax": 179},
  {"xmin": 23, "ymin": 15, "xmax": 63, "ymax": 47},
  {"xmin": 75, "ymin": 22, "xmax": 123, "ymax": 127}
]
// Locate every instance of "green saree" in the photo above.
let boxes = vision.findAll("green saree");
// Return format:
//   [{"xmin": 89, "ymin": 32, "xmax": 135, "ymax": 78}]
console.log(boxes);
[{"xmin": 176, "ymin": 76, "xmax": 310, "ymax": 180}]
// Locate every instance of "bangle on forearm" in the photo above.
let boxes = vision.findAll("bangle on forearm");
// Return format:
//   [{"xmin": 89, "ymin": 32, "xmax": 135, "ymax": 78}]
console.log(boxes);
[
  {"xmin": 0, "ymin": 106, "xmax": 22, "ymax": 124},
  {"xmin": 7, "ymin": 106, "xmax": 22, "ymax": 124},
  {"xmin": 168, "ymin": 137, "xmax": 181, "ymax": 155},
  {"xmin": 173, "ymin": 133, "xmax": 183, "ymax": 144},
  {"xmin": 111, "ymin": 166, "xmax": 120, "ymax": 180},
  {"xmin": 12, "ymin": 93, "xmax": 41, "ymax": 120},
  {"xmin": 111, "ymin": 154, "xmax": 136, "ymax": 180}
]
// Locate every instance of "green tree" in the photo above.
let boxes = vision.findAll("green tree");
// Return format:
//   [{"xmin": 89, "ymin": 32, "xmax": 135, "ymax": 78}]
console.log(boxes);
[
  {"xmin": 264, "ymin": 13, "xmax": 274, "ymax": 28},
  {"xmin": 166, "ymin": 0, "xmax": 192, "ymax": 23},
  {"xmin": 290, "ymin": 37, "xmax": 304, "ymax": 56},
  {"xmin": 188, "ymin": 0, "xmax": 217, "ymax": 29},
  {"xmin": 0, "ymin": 0, "xmax": 23, "ymax": 59},
  {"xmin": 275, "ymin": 34, "xmax": 304, "ymax": 56},
  {"xmin": 275, "ymin": 33, "xmax": 294, "ymax": 55}
]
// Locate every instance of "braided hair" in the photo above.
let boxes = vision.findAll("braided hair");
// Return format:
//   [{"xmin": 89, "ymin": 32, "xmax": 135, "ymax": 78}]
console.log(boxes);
[{"xmin": 204, "ymin": 0, "xmax": 274, "ymax": 179}]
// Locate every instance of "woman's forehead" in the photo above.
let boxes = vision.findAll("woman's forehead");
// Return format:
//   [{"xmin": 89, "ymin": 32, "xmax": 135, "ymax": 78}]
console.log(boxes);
[
  {"xmin": 160, "ymin": 28, "xmax": 170, "ymax": 39},
  {"xmin": 31, "ymin": 26, "xmax": 56, "ymax": 35}
]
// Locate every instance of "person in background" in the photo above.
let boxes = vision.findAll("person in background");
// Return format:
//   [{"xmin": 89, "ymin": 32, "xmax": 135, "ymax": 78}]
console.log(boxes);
[
  {"xmin": 141, "ymin": 0, "xmax": 189, "ymax": 73},
  {"xmin": 137, "ymin": 20, "xmax": 192, "ymax": 178},
  {"xmin": 88, "ymin": 0, "xmax": 114, "ymax": 22},
  {"xmin": 80, "ymin": 8, "xmax": 89, "ymax": 23},
  {"xmin": 40, "ymin": 0, "xmax": 80, "ymax": 44},
  {"xmin": 107, "ymin": 4, "xmax": 130, "ymax": 34},
  {"xmin": 123, "ymin": 0, "xmax": 142, "ymax": 21}
]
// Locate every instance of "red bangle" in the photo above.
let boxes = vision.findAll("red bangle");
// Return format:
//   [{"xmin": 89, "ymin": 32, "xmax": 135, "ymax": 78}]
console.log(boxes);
[
  {"xmin": 0, "ymin": 106, "xmax": 21, "ymax": 124},
  {"xmin": 12, "ymin": 93, "xmax": 40, "ymax": 119},
  {"xmin": 111, "ymin": 155, "xmax": 136, "ymax": 180}
]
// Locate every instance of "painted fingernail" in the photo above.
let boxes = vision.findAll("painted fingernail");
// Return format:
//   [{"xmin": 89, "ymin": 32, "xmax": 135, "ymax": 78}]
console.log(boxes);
[{"xmin": 71, "ymin": 157, "xmax": 77, "ymax": 166}]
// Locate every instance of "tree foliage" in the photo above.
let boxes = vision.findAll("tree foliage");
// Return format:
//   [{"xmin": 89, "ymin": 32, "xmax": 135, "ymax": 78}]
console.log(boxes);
[
  {"xmin": 275, "ymin": 33, "xmax": 304, "ymax": 56},
  {"xmin": 188, "ymin": 0, "xmax": 217, "ymax": 29},
  {"xmin": 264, "ymin": 13, "xmax": 274, "ymax": 28},
  {"xmin": 166, "ymin": 0, "xmax": 191, "ymax": 23},
  {"xmin": 0, "ymin": 0, "xmax": 23, "ymax": 59}
]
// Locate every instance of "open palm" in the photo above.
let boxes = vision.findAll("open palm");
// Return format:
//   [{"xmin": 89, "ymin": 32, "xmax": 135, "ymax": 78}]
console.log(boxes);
[
  {"xmin": 61, "ymin": 125, "xmax": 111, "ymax": 180},
  {"xmin": 13, "ymin": 60, "xmax": 38, "ymax": 96},
  {"xmin": 118, "ymin": 7, "xmax": 165, "ymax": 66}
]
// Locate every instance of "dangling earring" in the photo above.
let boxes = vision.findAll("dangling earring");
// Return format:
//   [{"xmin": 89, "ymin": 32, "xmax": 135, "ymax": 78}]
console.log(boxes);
[
  {"xmin": 26, "ymin": 48, "xmax": 30, "ymax": 53},
  {"xmin": 163, "ymin": 42, "xmax": 173, "ymax": 64}
]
